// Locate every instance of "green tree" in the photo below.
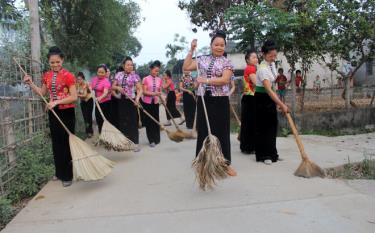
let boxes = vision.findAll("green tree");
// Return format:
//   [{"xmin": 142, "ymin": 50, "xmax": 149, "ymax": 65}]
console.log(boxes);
[
  {"xmin": 39, "ymin": 0, "xmax": 142, "ymax": 69},
  {"xmin": 165, "ymin": 33, "xmax": 188, "ymax": 72}
]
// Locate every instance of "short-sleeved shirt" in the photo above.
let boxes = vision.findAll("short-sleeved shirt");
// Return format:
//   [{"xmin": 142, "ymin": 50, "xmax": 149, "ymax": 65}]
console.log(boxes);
[
  {"xmin": 164, "ymin": 78, "xmax": 175, "ymax": 93},
  {"xmin": 180, "ymin": 75, "xmax": 195, "ymax": 91},
  {"xmin": 42, "ymin": 68, "xmax": 76, "ymax": 109},
  {"xmin": 90, "ymin": 76, "xmax": 111, "ymax": 103},
  {"xmin": 197, "ymin": 55, "xmax": 234, "ymax": 96},
  {"xmin": 275, "ymin": 74, "xmax": 288, "ymax": 90},
  {"xmin": 142, "ymin": 75, "xmax": 162, "ymax": 104},
  {"xmin": 313, "ymin": 79, "xmax": 321, "ymax": 87},
  {"xmin": 295, "ymin": 75, "xmax": 303, "ymax": 87},
  {"xmin": 256, "ymin": 61, "xmax": 277, "ymax": 87},
  {"xmin": 114, "ymin": 71, "xmax": 140, "ymax": 99},
  {"xmin": 243, "ymin": 65, "xmax": 257, "ymax": 96}
]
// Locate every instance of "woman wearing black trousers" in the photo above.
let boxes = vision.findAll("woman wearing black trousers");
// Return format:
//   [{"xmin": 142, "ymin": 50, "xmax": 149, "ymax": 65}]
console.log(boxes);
[
  {"xmin": 24, "ymin": 46, "xmax": 77, "ymax": 187},
  {"xmin": 179, "ymin": 71, "xmax": 197, "ymax": 129},
  {"xmin": 76, "ymin": 72, "xmax": 94, "ymax": 138},
  {"xmin": 162, "ymin": 70, "xmax": 184, "ymax": 126}
]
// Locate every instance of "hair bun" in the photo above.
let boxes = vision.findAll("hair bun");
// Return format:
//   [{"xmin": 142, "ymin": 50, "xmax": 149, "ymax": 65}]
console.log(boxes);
[
  {"xmin": 215, "ymin": 30, "xmax": 227, "ymax": 39},
  {"xmin": 150, "ymin": 60, "xmax": 161, "ymax": 69},
  {"xmin": 48, "ymin": 46, "xmax": 62, "ymax": 54}
]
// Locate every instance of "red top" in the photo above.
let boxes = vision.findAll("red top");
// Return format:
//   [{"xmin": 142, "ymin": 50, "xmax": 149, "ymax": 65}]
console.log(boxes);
[
  {"xmin": 165, "ymin": 79, "xmax": 175, "ymax": 93},
  {"xmin": 243, "ymin": 65, "xmax": 256, "ymax": 95},
  {"xmin": 42, "ymin": 68, "xmax": 76, "ymax": 109},
  {"xmin": 295, "ymin": 75, "xmax": 303, "ymax": 87},
  {"xmin": 275, "ymin": 74, "xmax": 288, "ymax": 90}
]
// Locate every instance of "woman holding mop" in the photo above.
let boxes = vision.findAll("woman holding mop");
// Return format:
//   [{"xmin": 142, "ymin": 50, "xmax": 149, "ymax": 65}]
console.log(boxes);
[
  {"xmin": 179, "ymin": 71, "xmax": 197, "ymax": 129},
  {"xmin": 112, "ymin": 57, "xmax": 143, "ymax": 152},
  {"xmin": 91, "ymin": 64, "xmax": 112, "ymax": 134},
  {"xmin": 76, "ymin": 72, "xmax": 94, "ymax": 138},
  {"xmin": 142, "ymin": 60, "xmax": 163, "ymax": 147},
  {"xmin": 23, "ymin": 46, "xmax": 77, "ymax": 187},
  {"xmin": 162, "ymin": 70, "xmax": 184, "ymax": 126},
  {"xmin": 255, "ymin": 40, "xmax": 288, "ymax": 165},
  {"xmin": 183, "ymin": 31, "xmax": 237, "ymax": 177}
]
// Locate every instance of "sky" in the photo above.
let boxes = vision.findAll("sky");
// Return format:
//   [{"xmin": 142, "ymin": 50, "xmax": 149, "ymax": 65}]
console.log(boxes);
[{"xmin": 133, "ymin": 0, "xmax": 210, "ymax": 65}]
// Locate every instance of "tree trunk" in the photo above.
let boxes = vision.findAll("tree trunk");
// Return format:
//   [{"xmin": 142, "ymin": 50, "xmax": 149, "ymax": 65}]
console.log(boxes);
[
  {"xmin": 29, "ymin": 0, "xmax": 41, "ymax": 76},
  {"xmin": 290, "ymin": 67, "xmax": 297, "ymax": 115},
  {"xmin": 300, "ymin": 68, "xmax": 308, "ymax": 113},
  {"xmin": 343, "ymin": 76, "xmax": 351, "ymax": 109}
]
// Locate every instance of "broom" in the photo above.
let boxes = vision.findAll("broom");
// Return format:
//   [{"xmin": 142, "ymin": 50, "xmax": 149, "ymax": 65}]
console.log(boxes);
[
  {"xmin": 14, "ymin": 58, "xmax": 115, "ymax": 181},
  {"xmin": 286, "ymin": 113, "xmax": 325, "ymax": 178},
  {"xmin": 122, "ymin": 92, "xmax": 184, "ymax": 143},
  {"xmin": 94, "ymin": 99, "xmax": 135, "ymax": 151},
  {"xmin": 159, "ymin": 97, "xmax": 189, "ymax": 139},
  {"xmin": 192, "ymin": 55, "xmax": 229, "ymax": 190},
  {"xmin": 230, "ymin": 102, "xmax": 241, "ymax": 141}
]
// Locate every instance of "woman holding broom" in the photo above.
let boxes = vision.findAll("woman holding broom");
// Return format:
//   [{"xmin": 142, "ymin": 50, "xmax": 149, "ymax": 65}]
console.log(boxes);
[
  {"xmin": 162, "ymin": 70, "xmax": 185, "ymax": 126},
  {"xmin": 179, "ymin": 71, "xmax": 197, "ymax": 129},
  {"xmin": 255, "ymin": 40, "xmax": 288, "ymax": 165},
  {"xmin": 240, "ymin": 49, "xmax": 258, "ymax": 154},
  {"xmin": 183, "ymin": 31, "xmax": 237, "ymax": 177},
  {"xmin": 90, "ymin": 64, "xmax": 112, "ymax": 134},
  {"xmin": 142, "ymin": 60, "xmax": 163, "ymax": 147},
  {"xmin": 112, "ymin": 57, "xmax": 143, "ymax": 152},
  {"xmin": 76, "ymin": 72, "xmax": 94, "ymax": 138},
  {"xmin": 23, "ymin": 46, "xmax": 77, "ymax": 187}
]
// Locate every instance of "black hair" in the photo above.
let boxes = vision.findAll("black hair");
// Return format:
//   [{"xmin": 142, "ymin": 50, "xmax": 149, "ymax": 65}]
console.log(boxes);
[
  {"xmin": 296, "ymin": 70, "xmax": 302, "ymax": 74},
  {"xmin": 245, "ymin": 48, "xmax": 256, "ymax": 62},
  {"xmin": 223, "ymin": 52, "xmax": 228, "ymax": 58},
  {"xmin": 122, "ymin": 56, "xmax": 133, "ymax": 65},
  {"xmin": 278, "ymin": 68, "xmax": 284, "ymax": 73},
  {"xmin": 116, "ymin": 66, "xmax": 124, "ymax": 73},
  {"xmin": 96, "ymin": 64, "xmax": 108, "ymax": 72},
  {"xmin": 77, "ymin": 71, "xmax": 85, "ymax": 80},
  {"xmin": 261, "ymin": 40, "xmax": 277, "ymax": 54},
  {"xmin": 210, "ymin": 30, "xmax": 227, "ymax": 45},
  {"xmin": 47, "ymin": 46, "xmax": 64, "ymax": 59},
  {"xmin": 149, "ymin": 60, "xmax": 161, "ymax": 69},
  {"xmin": 165, "ymin": 70, "xmax": 172, "ymax": 78}
]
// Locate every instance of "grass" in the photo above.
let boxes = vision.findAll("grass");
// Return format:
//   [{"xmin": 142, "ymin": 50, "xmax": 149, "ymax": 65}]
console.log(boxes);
[{"xmin": 326, "ymin": 156, "xmax": 375, "ymax": 180}]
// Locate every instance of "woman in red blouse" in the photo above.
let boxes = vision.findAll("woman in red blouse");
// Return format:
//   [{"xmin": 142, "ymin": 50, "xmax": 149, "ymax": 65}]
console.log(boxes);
[
  {"xmin": 23, "ymin": 46, "xmax": 77, "ymax": 187},
  {"xmin": 162, "ymin": 70, "xmax": 184, "ymax": 126}
]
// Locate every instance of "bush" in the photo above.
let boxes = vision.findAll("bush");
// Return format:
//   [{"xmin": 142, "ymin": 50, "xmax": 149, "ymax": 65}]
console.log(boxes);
[{"xmin": 0, "ymin": 197, "xmax": 13, "ymax": 229}]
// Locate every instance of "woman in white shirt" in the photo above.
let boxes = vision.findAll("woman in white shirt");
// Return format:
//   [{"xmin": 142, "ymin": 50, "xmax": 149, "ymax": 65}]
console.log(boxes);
[{"xmin": 255, "ymin": 40, "xmax": 288, "ymax": 165}]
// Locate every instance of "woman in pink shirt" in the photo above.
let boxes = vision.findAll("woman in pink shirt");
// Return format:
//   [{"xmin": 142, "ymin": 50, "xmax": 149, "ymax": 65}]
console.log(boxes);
[
  {"xmin": 162, "ymin": 70, "xmax": 184, "ymax": 126},
  {"xmin": 141, "ymin": 60, "xmax": 162, "ymax": 147},
  {"xmin": 90, "ymin": 64, "xmax": 112, "ymax": 133}
]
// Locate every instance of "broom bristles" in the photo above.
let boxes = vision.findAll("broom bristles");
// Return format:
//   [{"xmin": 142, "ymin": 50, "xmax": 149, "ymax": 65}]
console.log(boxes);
[
  {"xmin": 294, "ymin": 155, "xmax": 326, "ymax": 178},
  {"xmin": 98, "ymin": 120, "xmax": 135, "ymax": 151},
  {"xmin": 192, "ymin": 135, "xmax": 228, "ymax": 190},
  {"xmin": 69, "ymin": 134, "xmax": 115, "ymax": 181},
  {"xmin": 166, "ymin": 130, "xmax": 184, "ymax": 142}
]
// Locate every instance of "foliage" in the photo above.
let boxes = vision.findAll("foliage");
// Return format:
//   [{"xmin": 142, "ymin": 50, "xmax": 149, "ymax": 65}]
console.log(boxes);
[
  {"xmin": 39, "ymin": 0, "xmax": 142, "ymax": 69},
  {"xmin": 326, "ymin": 157, "xmax": 375, "ymax": 180},
  {"xmin": 0, "ymin": 197, "xmax": 13, "ymax": 230},
  {"xmin": 165, "ymin": 33, "xmax": 188, "ymax": 71}
]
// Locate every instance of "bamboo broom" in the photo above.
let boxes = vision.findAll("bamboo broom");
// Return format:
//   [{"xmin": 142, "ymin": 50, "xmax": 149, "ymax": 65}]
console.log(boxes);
[
  {"xmin": 122, "ymin": 92, "xmax": 184, "ymax": 143},
  {"xmin": 14, "ymin": 58, "xmax": 115, "ymax": 181},
  {"xmin": 94, "ymin": 99, "xmax": 135, "ymax": 151},
  {"xmin": 192, "ymin": 54, "xmax": 229, "ymax": 190},
  {"xmin": 159, "ymin": 97, "xmax": 188, "ymax": 139},
  {"xmin": 230, "ymin": 102, "xmax": 241, "ymax": 141},
  {"xmin": 286, "ymin": 113, "xmax": 325, "ymax": 178}
]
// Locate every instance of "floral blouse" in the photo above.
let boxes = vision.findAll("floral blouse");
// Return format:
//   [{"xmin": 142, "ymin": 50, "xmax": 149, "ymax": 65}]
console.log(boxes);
[
  {"xmin": 197, "ymin": 55, "xmax": 234, "ymax": 96},
  {"xmin": 114, "ymin": 71, "xmax": 141, "ymax": 99},
  {"xmin": 180, "ymin": 75, "xmax": 195, "ymax": 92}
]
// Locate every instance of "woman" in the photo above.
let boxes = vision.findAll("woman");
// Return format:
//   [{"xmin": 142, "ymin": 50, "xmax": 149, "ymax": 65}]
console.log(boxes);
[
  {"xmin": 255, "ymin": 40, "xmax": 288, "ymax": 165},
  {"xmin": 179, "ymin": 71, "xmax": 197, "ymax": 129},
  {"xmin": 182, "ymin": 31, "xmax": 237, "ymax": 176},
  {"xmin": 240, "ymin": 49, "xmax": 258, "ymax": 154},
  {"xmin": 162, "ymin": 70, "xmax": 184, "ymax": 126},
  {"xmin": 23, "ymin": 46, "xmax": 77, "ymax": 187},
  {"xmin": 112, "ymin": 57, "xmax": 143, "ymax": 152},
  {"xmin": 76, "ymin": 72, "xmax": 94, "ymax": 138},
  {"xmin": 90, "ymin": 64, "xmax": 112, "ymax": 134},
  {"xmin": 142, "ymin": 60, "xmax": 163, "ymax": 147}
]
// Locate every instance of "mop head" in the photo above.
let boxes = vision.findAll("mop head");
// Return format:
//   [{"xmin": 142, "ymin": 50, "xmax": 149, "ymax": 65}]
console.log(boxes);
[
  {"xmin": 183, "ymin": 130, "xmax": 197, "ymax": 139},
  {"xmin": 98, "ymin": 120, "xmax": 135, "ymax": 151},
  {"xmin": 192, "ymin": 134, "xmax": 229, "ymax": 190},
  {"xmin": 294, "ymin": 155, "xmax": 326, "ymax": 178},
  {"xmin": 166, "ymin": 130, "xmax": 184, "ymax": 142},
  {"xmin": 69, "ymin": 134, "xmax": 115, "ymax": 181}
]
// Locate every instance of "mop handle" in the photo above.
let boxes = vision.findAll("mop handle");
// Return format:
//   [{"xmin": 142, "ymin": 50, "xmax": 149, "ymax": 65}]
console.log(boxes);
[
  {"xmin": 159, "ymin": 96, "xmax": 181, "ymax": 130},
  {"xmin": 195, "ymin": 52, "xmax": 212, "ymax": 135},
  {"xmin": 13, "ymin": 57, "xmax": 72, "ymax": 135},
  {"xmin": 230, "ymin": 103, "xmax": 241, "ymax": 126},
  {"xmin": 122, "ymin": 92, "xmax": 166, "ymax": 130},
  {"xmin": 285, "ymin": 113, "xmax": 309, "ymax": 160}
]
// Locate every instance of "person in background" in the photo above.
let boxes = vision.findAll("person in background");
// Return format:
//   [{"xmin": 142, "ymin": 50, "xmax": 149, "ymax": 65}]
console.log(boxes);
[
  {"xmin": 76, "ymin": 72, "xmax": 93, "ymax": 138},
  {"xmin": 162, "ymin": 70, "xmax": 184, "ymax": 126},
  {"xmin": 275, "ymin": 68, "xmax": 288, "ymax": 103},
  {"xmin": 179, "ymin": 71, "xmax": 197, "ymax": 129},
  {"xmin": 295, "ymin": 70, "xmax": 303, "ymax": 91},
  {"xmin": 313, "ymin": 75, "xmax": 321, "ymax": 94}
]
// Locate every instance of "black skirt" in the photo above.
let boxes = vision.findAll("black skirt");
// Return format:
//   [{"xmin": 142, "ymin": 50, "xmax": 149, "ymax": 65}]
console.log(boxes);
[
  {"xmin": 109, "ymin": 98, "xmax": 119, "ymax": 128},
  {"xmin": 48, "ymin": 107, "xmax": 75, "ymax": 182},
  {"xmin": 196, "ymin": 95, "xmax": 231, "ymax": 164},
  {"xmin": 255, "ymin": 92, "xmax": 279, "ymax": 162},
  {"xmin": 141, "ymin": 100, "xmax": 160, "ymax": 144},
  {"xmin": 182, "ymin": 91, "xmax": 196, "ymax": 129},
  {"xmin": 166, "ymin": 91, "xmax": 181, "ymax": 120},
  {"xmin": 95, "ymin": 100, "xmax": 111, "ymax": 134},
  {"xmin": 117, "ymin": 96, "xmax": 139, "ymax": 144},
  {"xmin": 80, "ymin": 98, "xmax": 93, "ymax": 135},
  {"xmin": 240, "ymin": 95, "xmax": 256, "ymax": 152}
]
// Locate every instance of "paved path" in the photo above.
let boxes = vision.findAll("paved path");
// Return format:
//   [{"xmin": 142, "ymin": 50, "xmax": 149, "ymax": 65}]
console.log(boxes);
[{"xmin": 2, "ymin": 126, "xmax": 375, "ymax": 233}]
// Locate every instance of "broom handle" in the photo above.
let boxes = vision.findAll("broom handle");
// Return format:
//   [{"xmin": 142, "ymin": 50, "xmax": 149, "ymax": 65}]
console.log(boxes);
[
  {"xmin": 137, "ymin": 106, "xmax": 142, "ymax": 127},
  {"xmin": 94, "ymin": 98, "xmax": 108, "ymax": 122},
  {"xmin": 13, "ymin": 57, "xmax": 73, "ymax": 135},
  {"xmin": 286, "ymin": 113, "xmax": 309, "ymax": 160},
  {"xmin": 122, "ymin": 92, "xmax": 166, "ymax": 130},
  {"xmin": 230, "ymin": 102, "xmax": 241, "ymax": 126},
  {"xmin": 160, "ymin": 96, "xmax": 181, "ymax": 130}
]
